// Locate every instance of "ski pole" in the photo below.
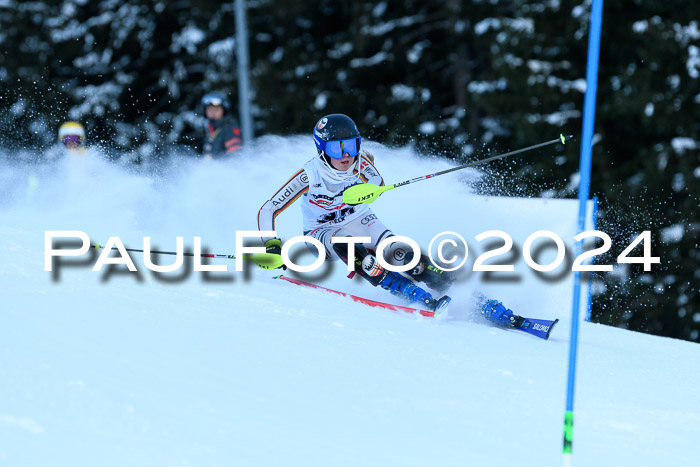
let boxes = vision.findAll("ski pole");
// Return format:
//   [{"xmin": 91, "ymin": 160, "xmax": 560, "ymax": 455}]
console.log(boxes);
[
  {"xmin": 342, "ymin": 134, "xmax": 573, "ymax": 205},
  {"xmin": 92, "ymin": 243, "xmax": 236, "ymax": 259},
  {"xmin": 91, "ymin": 243, "xmax": 284, "ymax": 269}
]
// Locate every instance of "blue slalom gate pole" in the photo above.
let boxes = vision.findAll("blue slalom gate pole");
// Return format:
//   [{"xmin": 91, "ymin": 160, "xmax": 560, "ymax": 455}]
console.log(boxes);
[
  {"xmin": 564, "ymin": 0, "xmax": 604, "ymax": 464},
  {"xmin": 585, "ymin": 195, "xmax": 599, "ymax": 323}
]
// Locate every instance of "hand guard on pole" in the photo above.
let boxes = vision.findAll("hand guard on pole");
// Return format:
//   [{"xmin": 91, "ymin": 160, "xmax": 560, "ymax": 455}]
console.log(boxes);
[{"xmin": 257, "ymin": 238, "xmax": 286, "ymax": 270}]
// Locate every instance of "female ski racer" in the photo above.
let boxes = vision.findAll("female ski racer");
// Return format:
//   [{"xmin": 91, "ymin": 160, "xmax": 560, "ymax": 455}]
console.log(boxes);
[
  {"xmin": 256, "ymin": 113, "xmax": 454, "ymax": 313},
  {"xmin": 256, "ymin": 113, "xmax": 526, "ymax": 328}
]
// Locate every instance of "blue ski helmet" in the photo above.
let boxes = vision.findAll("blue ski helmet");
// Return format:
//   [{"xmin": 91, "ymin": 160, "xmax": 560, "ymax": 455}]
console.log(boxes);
[
  {"xmin": 313, "ymin": 114, "xmax": 362, "ymax": 182},
  {"xmin": 313, "ymin": 114, "xmax": 361, "ymax": 160}
]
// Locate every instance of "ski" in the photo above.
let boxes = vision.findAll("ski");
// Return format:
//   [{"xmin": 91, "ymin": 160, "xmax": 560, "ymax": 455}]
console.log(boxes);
[
  {"xmin": 274, "ymin": 275, "xmax": 437, "ymax": 318},
  {"xmin": 275, "ymin": 275, "xmax": 556, "ymax": 338},
  {"xmin": 514, "ymin": 317, "xmax": 559, "ymax": 340}
]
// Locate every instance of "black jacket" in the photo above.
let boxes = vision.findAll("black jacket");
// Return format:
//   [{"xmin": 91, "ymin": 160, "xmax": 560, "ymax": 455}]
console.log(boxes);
[{"xmin": 202, "ymin": 117, "xmax": 242, "ymax": 158}]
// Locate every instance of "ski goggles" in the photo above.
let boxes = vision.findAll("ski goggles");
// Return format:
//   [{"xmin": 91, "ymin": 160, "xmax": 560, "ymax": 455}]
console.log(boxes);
[
  {"xmin": 202, "ymin": 95, "xmax": 225, "ymax": 107},
  {"xmin": 62, "ymin": 135, "xmax": 83, "ymax": 146},
  {"xmin": 316, "ymin": 136, "xmax": 361, "ymax": 159}
]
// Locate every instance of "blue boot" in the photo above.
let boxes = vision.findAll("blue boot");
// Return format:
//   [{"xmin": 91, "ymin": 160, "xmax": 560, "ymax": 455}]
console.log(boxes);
[
  {"xmin": 379, "ymin": 271, "xmax": 434, "ymax": 307},
  {"xmin": 481, "ymin": 299, "xmax": 522, "ymax": 327},
  {"xmin": 380, "ymin": 271, "xmax": 452, "ymax": 313},
  {"xmin": 362, "ymin": 255, "xmax": 450, "ymax": 312}
]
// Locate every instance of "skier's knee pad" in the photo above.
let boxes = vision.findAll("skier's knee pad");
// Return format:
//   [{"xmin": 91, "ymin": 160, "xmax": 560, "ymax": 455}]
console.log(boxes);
[
  {"xmin": 403, "ymin": 251, "xmax": 428, "ymax": 276},
  {"xmin": 331, "ymin": 239, "xmax": 388, "ymax": 287},
  {"xmin": 404, "ymin": 252, "xmax": 455, "ymax": 290},
  {"xmin": 378, "ymin": 237, "xmax": 415, "ymax": 267},
  {"xmin": 358, "ymin": 253, "xmax": 388, "ymax": 286}
]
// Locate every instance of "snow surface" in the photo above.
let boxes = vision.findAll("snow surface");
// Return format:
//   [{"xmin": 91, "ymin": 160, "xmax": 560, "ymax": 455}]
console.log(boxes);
[{"xmin": 1, "ymin": 137, "xmax": 699, "ymax": 467}]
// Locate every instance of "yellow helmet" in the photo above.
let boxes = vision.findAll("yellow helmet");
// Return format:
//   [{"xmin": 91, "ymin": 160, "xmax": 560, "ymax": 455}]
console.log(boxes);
[{"xmin": 58, "ymin": 121, "xmax": 86, "ymax": 143}]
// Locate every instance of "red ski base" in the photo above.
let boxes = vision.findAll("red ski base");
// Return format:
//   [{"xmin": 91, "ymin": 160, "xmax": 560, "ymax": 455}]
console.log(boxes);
[{"xmin": 275, "ymin": 275, "xmax": 436, "ymax": 318}]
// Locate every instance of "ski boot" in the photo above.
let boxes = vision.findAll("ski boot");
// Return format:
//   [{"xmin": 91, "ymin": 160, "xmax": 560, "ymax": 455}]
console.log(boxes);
[
  {"xmin": 362, "ymin": 254, "xmax": 451, "ymax": 313},
  {"xmin": 379, "ymin": 271, "xmax": 451, "ymax": 313},
  {"xmin": 405, "ymin": 253, "xmax": 456, "ymax": 294},
  {"xmin": 480, "ymin": 299, "xmax": 524, "ymax": 328},
  {"xmin": 431, "ymin": 295, "xmax": 452, "ymax": 314}
]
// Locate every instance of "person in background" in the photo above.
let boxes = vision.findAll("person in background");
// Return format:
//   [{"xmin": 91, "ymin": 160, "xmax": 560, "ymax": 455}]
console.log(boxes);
[
  {"xmin": 201, "ymin": 92, "xmax": 242, "ymax": 159},
  {"xmin": 58, "ymin": 121, "xmax": 87, "ymax": 155},
  {"xmin": 29, "ymin": 121, "xmax": 88, "ymax": 198}
]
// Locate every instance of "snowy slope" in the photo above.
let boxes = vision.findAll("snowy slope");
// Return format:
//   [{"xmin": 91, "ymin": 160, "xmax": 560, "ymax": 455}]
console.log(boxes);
[{"xmin": 1, "ymin": 138, "xmax": 699, "ymax": 467}]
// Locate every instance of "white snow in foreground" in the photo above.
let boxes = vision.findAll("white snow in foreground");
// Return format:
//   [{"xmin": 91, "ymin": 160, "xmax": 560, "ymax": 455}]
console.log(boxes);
[{"xmin": 1, "ymin": 136, "xmax": 698, "ymax": 467}]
